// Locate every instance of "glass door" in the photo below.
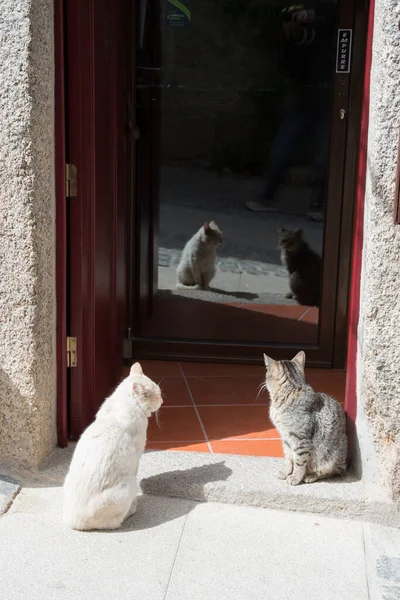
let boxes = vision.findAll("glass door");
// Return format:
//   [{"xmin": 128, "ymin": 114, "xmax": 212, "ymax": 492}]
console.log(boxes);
[{"xmin": 131, "ymin": 0, "xmax": 358, "ymax": 366}]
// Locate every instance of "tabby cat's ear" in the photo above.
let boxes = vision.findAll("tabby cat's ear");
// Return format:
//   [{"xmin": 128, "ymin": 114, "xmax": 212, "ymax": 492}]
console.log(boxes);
[
  {"xmin": 295, "ymin": 228, "xmax": 303, "ymax": 237},
  {"xmin": 292, "ymin": 351, "xmax": 306, "ymax": 370},
  {"xmin": 263, "ymin": 353, "xmax": 276, "ymax": 369},
  {"xmin": 203, "ymin": 222, "xmax": 210, "ymax": 231},
  {"xmin": 277, "ymin": 225, "xmax": 284, "ymax": 234},
  {"xmin": 130, "ymin": 362, "xmax": 143, "ymax": 376}
]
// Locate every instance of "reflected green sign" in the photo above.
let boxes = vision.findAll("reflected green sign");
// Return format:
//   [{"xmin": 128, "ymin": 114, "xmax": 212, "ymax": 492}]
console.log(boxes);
[{"xmin": 165, "ymin": 0, "xmax": 191, "ymax": 27}]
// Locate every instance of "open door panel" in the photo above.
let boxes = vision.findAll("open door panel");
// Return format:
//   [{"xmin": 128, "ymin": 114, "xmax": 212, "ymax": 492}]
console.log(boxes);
[{"xmin": 65, "ymin": 0, "xmax": 134, "ymax": 437}]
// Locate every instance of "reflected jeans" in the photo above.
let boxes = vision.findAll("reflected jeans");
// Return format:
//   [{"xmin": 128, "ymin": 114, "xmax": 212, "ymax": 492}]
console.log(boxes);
[{"xmin": 262, "ymin": 105, "xmax": 330, "ymax": 208}]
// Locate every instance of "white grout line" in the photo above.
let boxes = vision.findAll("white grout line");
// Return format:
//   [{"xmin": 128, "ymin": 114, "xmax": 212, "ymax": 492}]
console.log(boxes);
[
  {"xmin": 148, "ymin": 440, "xmax": 212, "ymax": 444},
  {"xmin": 148, "ymin": 438, "xmax": 281, "ymax": 443},
  {"xmin": 163, "ymin": 511, "xmax": 190, "ymax": 600},
  {"xmin": 161, "ymin": 404, "xmax": 269, "ymax": 408},
  {"xmin": 216, "ymin": 438, "xmax": 281, "ymax": 442},
  {"xmin": 179, "ymin": 362, "xmax": 214, "ymax": 454},
  {"xmin": 298, "ymin": 306, "xmax": 311, "ymax": 321},
  {"xmin": 183, "ymin": 375, "xmax": 263, "ymax": 379}
]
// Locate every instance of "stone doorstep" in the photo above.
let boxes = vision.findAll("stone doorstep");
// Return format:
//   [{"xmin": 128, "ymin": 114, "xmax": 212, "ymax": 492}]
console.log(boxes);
[
  {"xmin": 10, "ymin": 444, "xmax": 400, "ymax": 528},
  {"xmin": 138, "ymin": 450, "xmax": 400, "ymax": 528},
  {"xmin": 0, "ymin": 474, "xmax": 21, "ymax": 515}
]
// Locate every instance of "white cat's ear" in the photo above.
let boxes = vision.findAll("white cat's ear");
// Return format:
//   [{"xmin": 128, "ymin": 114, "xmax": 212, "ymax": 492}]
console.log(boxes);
[
  {"xmin": 263, "ymin": 353, "xmax": 276, "ymax": 369},
  {"xmin": 132, "ymin": 382, "xmax": 143, "ymax": 395},
  {"xmin": 292, "ymin": 351, "xmax": 306, "ymax": 369},
  {"xmin": 209, "ymin": 220, "xmax": 222, "ymax": 234},
  {"xmin": 130, "ymin": 362, "xmax": 143, "ymax": 376}
]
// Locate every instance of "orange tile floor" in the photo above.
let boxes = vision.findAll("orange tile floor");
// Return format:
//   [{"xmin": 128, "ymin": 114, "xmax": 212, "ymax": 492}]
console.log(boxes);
[{"xmin": 140, "ymin": 360, "xmax": 346, "ymax": 457}]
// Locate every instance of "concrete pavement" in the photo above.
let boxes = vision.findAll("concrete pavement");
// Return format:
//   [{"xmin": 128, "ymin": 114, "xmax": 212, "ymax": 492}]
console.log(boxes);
[
  {"xmin": 0, "ymin": 486, "xmax": 371, "ymax": 600},
  {"xmin": 1, "ymin": 444, "xmax": 400, "ymax": 600}
]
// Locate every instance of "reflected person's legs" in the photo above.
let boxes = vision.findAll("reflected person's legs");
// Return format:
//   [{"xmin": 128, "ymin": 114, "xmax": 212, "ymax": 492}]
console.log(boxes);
[
  {"xmin": 307, "ymin": 110, "xmax": 331, "ymax": 222},
  {"xmin": 247, "ymin": 107, "xmax": 308, "ymax": 212}
]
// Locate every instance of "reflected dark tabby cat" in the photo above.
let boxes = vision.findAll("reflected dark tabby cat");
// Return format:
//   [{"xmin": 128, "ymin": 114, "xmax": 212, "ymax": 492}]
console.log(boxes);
[{"xmin": 277, "ymin": 226, "xmax": 321, "ymax": 307}]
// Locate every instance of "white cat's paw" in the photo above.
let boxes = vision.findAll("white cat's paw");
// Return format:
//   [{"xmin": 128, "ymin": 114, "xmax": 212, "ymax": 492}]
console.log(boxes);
[{"xmin": 286, "ymin": 474, "xmax": 303, "ymax": 486}]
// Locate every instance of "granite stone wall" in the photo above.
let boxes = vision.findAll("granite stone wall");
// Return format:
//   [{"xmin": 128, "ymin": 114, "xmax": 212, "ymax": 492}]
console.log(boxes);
[
  {"xmin": 357, "ymin": 0, "xmax": 400, "ymax": 504},
  {"xmin": 0, "ymin": 0, "xmax": 56, "ymax": 471}
]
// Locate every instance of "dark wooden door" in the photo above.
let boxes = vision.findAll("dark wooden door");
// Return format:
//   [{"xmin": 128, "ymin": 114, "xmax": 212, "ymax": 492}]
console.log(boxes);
[
  {"xmin": 65, "ymin": 0, "xmax": 134, "ymax": 437},
  {"xmin": 128, "ymin": 0, "xmax": 368, "ymax": 369}
]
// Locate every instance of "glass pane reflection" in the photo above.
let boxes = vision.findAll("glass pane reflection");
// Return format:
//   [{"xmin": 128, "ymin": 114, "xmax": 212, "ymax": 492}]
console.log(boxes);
[{"xmin": 141, "ymin": 1, "xmax": 338, "ymax": 344}]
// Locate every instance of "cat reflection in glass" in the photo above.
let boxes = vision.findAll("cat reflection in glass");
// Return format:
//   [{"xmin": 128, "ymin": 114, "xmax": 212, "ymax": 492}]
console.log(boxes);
[
  {"xmin": 176, "ymin": 220, "xmax": 223, "ymax": 291},
  {"xmin": 278, "ymin": 226, "xmax": 321, "ymax": 307}
]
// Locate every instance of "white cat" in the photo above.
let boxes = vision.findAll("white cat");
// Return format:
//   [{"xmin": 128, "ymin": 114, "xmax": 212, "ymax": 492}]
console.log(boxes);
[
  {"xmin": 63, "ymin": 362, "xmax": 163, "ymax": 531},
  {"xmin": 176, "ymin": 220, "xmax": 223, "ymax": 290}
]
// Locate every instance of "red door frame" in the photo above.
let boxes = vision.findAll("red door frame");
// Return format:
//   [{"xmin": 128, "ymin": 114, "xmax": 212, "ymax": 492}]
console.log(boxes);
[
  {"xmin": 344, "ymin": 0, "xmax": 375, "ymax": 459},
  {"xmin": 54, "ymin": 0, "xmax": 375, "ymax": 452}
]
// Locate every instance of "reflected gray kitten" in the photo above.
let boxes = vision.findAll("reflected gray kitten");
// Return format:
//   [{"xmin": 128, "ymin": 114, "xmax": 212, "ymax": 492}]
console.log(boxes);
[
  {"xmin": 263, "ymin": 351, "xmax": 347, "ymax": 485},
  {"xmin": 278, "ymin": 226, "xmax": 321, "ymax": 307},
  {"xmin": 176, "ymin": 221, "xmax": 223, "ymax": 290}
]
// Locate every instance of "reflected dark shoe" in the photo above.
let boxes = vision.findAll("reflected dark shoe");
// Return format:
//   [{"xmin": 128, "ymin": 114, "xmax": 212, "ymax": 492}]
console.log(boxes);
[
  {"xmin": 307, "ymin": 200, "xmax": 324, "ymax": 222},
  {"xmin": 307, "ymin": 203, "xmax": 324, "ymax": 222},
  {"xmin": 307, "ymin": 210, "xmax": 324, "ymax": 222},
  {"xmin": 246, "ymin": 198, "xmax": 277, "ymax": 213}
]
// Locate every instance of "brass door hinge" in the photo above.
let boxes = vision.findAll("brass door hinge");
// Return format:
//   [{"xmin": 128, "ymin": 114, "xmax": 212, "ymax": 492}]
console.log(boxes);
[
  {"xmin": 67, "ymin": 336, "xmax": 77, "ymax": 367},
  {"xmin": 65, "ymin": 164, "xmax": 77, "ymax": 197}
]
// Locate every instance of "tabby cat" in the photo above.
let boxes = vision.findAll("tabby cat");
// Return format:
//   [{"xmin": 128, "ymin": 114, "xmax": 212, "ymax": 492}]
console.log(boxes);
[
  {"xmin": 277, "ymin": 225, "xmax": 321, "ymax": 307},
  {"xmin": 263, "ymin": 351, "xmax": 347, "ymax": 485},
  {"xmin": 176, "ymin": 220, "xmax": 223, "ymax": 290}
]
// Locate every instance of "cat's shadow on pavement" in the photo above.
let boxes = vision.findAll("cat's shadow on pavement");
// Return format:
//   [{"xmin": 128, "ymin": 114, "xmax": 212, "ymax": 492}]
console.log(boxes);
[{"xmin": 115, "ymin": 461, "xmax": 233, "ymax": 532}]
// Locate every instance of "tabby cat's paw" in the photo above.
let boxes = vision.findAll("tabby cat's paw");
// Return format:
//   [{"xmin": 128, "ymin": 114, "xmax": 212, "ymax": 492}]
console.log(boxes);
[
  {"xmin": 276, "ymin": 468, "xmax": 292, "ymax": 480},
  {"xmin": 286, "ymin": 474, "xmax": 303, "ymax": 486},
  {"xmin": 304, "ymin": 473, "xmax": 319, "ymax": 484}
]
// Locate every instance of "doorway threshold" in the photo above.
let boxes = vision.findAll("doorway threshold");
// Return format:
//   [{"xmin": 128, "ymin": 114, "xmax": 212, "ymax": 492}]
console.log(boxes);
[{"xmin": 138, "ymin": 450, "xmax": 400, "ymax": 527}]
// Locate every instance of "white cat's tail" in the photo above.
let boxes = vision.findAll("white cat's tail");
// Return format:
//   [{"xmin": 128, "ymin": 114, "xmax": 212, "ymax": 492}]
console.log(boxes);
[{"xmin": 176, "ymin": 282, "xmax": 201, "ymax": 290}]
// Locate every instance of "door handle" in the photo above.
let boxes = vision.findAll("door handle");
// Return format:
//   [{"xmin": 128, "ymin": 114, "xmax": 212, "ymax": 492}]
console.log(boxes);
[
  {"xmin": 339, "ymin": 108, "xmax": 346, "ymax": 120},
  {"xmin": 125, "ymin": 91, "xmax": 140, "ymax": 139}
]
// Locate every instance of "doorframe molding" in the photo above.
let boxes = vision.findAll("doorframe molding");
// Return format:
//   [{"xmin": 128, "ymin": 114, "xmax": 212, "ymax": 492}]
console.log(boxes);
[
  {"xmin": 333, "ymin": 0, "xmax": 370, "ymax": 367},
  {"xmin": 54, "ymin": 0, "xmax": 68, "ymax": 447},
  {"xmin": 345, "ymin": 0, "xmax": 375, "ymax": 460}
]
